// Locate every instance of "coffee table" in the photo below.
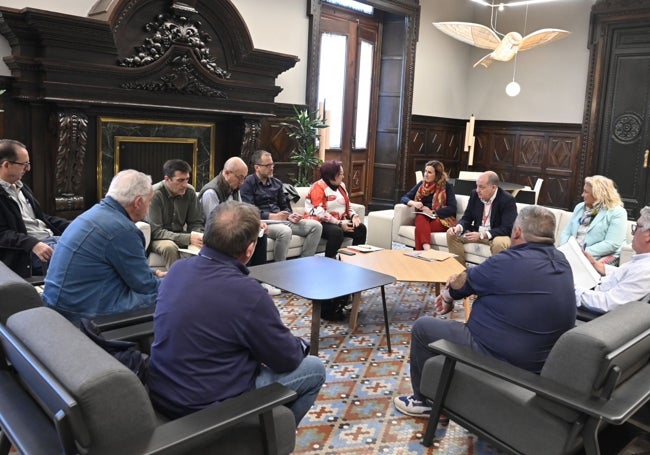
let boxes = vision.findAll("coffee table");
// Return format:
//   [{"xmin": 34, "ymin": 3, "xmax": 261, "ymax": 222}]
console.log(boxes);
[
  {"xmin": 339, "ymin": 249, "xmax": 466, "ymax": 326},
  {"xmin": 248, "ymin": 256, "xmax": 395, "ymax": 356}
]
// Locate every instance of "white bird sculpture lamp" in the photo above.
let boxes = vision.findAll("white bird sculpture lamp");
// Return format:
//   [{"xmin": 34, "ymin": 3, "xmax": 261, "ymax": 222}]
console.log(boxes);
[{"xmin": 432, "ymin": 21, "xmax": 570, "ymax": 68}]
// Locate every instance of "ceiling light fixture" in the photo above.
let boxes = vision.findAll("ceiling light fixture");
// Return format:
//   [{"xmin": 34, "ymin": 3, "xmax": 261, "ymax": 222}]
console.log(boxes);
[{"xmin": 471, "ymin": 0, "xmax": 566, "ymax": 7}]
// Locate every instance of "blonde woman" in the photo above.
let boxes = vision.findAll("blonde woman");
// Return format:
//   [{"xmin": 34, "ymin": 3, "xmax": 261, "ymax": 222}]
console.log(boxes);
[{"xmin": 559, "ymin": 175, "xmax": 627, "ymax": 264}]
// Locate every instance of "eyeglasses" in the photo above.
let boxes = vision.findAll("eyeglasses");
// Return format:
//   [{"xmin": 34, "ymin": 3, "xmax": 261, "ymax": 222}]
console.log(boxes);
[
  {"xmin": 256, "ymin": 163, "xmax": 274, "ymax": 168},
  {"xmin": 8, "ymin": 160, "xmax": 31, "ymax": 168},
  {"xmin": 235, "ymin": 174, "xmax": 246, "ymax": 182},
  {"xmin": 632, "ymin": 223, "xmax": 650, "ymax": 235}
]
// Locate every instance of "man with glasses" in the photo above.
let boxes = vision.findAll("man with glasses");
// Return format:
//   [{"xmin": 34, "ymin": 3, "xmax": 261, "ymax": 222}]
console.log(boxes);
[
  {"xmin": 576, "ymin": 206, "xmax": 650, "ymax": 313},
  {"xmin": 446, "ymin": 170, "xmax": 518, "ymax": 265},
  {"xmin": 240, "ymin": 150, "xmax": 322, "ymax": 262},
  {"xmin": 198, "ymin": 156, "xmax": 279, "ymax": 295},
  {"xmin": 148, "ymin": 159, "xmax": 204, "ymax": 270},
  {"xmin": 0, "ymin": 139, "xmax": 70, "ymax": 277}
]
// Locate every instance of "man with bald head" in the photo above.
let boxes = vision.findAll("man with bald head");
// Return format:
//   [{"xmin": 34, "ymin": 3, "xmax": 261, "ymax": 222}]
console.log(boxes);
[
  {"xmin": 198, "ymin": 156, "xmax": 277, "ymax": 293},
  {"xmin": 446, "ymin": 170, "xmax": 518, "ymax": 265}
]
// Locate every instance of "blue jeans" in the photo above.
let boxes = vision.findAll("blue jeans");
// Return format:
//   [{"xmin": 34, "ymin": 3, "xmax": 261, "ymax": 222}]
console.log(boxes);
[
  {"xmin": 31, "ymin": 236, "xmax": 60, "ymax": 275},
  {"xmin": 255, "ymin": 355, "xmax": 325, "ymax": 424}
]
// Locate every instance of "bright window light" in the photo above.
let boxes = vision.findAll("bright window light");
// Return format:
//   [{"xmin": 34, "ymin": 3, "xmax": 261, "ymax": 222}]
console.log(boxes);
[
  {"xmin": 318, "ymin": 33, "xmax": 347, "ymax": 149},
  {"xmin": 323, "ymin": 0, "xmax": 374, "ymax": 15}
]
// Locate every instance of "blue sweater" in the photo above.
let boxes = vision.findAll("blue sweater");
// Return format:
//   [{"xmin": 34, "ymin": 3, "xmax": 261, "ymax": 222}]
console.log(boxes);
[{"xmin": 148, "ymin": 247, "xmax": 307, "ymax": 418}]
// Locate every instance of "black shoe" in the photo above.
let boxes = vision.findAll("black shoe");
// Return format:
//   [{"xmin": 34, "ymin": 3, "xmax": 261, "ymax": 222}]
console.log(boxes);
[{"xmin": 319, "ymin": 298, "xmax": 349, "ymax": 321}]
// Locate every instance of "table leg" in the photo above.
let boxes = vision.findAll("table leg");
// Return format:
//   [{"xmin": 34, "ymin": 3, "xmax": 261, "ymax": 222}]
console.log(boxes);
[
  {"xmin": 310, "ymin": 299, "xmax": 321, "ymax": 356},
  {"xmin": 381, "ymin": 285, "xmax": 392, "ymax": 353},
  {"xmin": 348, "ymin": 292, "xmax": 362, "ymax": 330}
]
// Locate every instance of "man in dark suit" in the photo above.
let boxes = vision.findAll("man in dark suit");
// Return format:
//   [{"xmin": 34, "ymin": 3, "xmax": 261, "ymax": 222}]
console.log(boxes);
[
  {"xmin": 446, "ymin": 170, "xmax": 517, "ymax": 265},
  {"xmin": 0, "ymin": 139, "xmax": 70, "ymax": 278}
]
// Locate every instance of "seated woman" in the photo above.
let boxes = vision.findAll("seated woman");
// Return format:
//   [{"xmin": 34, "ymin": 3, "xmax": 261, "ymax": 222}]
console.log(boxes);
[
  {"xmin": 400, "ymin": 160, "xmax": 457, "ymax": 250},
  {"xmin": 559, "ymin": 175, "xmax": 627, "ymax": 264},
  {"xmin": 304, "ymin": 160, "xmax": 367, "ymax": 259}
]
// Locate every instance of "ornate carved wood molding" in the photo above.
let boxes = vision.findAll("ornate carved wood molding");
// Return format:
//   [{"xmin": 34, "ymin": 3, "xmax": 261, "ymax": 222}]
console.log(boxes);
[
  {"xmin": 54, "ymin": 111, "xmax": 88, "ymax": 212},
  {"xmin": 0, "ymin": 0, "xmax": 298, "ymax": 115}
]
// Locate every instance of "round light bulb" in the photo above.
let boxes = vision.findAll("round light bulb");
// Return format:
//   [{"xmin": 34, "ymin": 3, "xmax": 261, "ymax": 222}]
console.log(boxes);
[{"xmin": 505, "ymin": 81, "xmax": 521, "ymax": 97}]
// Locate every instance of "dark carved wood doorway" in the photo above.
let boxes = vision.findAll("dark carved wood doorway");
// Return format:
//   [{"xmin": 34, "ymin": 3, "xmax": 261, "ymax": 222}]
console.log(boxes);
[{"xmin": 583, "ymin": 0, "xmax": 650, "ymax": 219}]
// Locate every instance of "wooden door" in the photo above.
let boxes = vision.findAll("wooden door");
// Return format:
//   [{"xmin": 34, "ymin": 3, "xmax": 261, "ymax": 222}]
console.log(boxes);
[
  {"xmin": 583, "ymin": 1, "xmax": 650, "ymax": 219},
  {"xmin": 318, "ymin": 6, "xmax": 381, "ymax": 205},
  {"xmin": 597, "ymin": 24, "xmax": 650, "ymax": 218}
]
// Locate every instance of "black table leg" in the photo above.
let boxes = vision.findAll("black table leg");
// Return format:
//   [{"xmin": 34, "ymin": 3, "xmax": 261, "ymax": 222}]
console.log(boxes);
[
  {"xmin": 381, "ymin": 285, "xmax": 391, "ymax": 353},
  {"xmin": 310, "ymin": 299, "xmax": 321, "ymax": 356}
]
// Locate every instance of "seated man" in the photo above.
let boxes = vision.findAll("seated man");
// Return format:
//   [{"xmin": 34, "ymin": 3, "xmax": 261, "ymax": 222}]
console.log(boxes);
[
  {"xmin": 147, "ymin": 201, "xmax": 326, "ymax": 424},
  {"xmin": 240, "ymin": 150, "xmax": 322, "ymax": 261},
  {"xmin": 198, "ymin": 156, "xmax": 279, "ymax": 295},
  {"xmin": 576, "ymin": 205, "xmax": 650, "ymax": 313},
  {"xmin": 148, "ymin": 159, "xmax": 204, "ymax": 270},
  {"xmin": 394, "ymin": 206, "xmax": 575, "ymax": 417},
  {"xmin": 43, "ymin": 170, "xmax": 163, "ymax": 321},
  {"xmin": 446, "ymin": 170, "xmax": 517, "ymax": 265},
  {"xmin": 0, "ymin": 139, "xmax": 70, "ymax": 277}
]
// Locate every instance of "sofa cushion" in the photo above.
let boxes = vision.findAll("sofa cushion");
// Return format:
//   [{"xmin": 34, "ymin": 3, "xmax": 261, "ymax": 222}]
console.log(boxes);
[{"xmin": 7, "ymin": 307, "xmax": 157, "ymax": 451}]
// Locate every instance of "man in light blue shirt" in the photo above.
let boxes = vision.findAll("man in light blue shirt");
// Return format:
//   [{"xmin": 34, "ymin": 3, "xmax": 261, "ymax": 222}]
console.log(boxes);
[{"xmin": 43, "ymin": 170, "xmax": 163, "ymax": 321}]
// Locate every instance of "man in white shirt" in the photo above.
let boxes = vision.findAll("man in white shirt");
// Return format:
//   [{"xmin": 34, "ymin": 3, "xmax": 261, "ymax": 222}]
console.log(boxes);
[
  {"xmin": 577, "ymin": 206, "xmax": 650, "ymax": 313},
  {"xmin": 446, "ymin": 171, "xmax": 517, "ymax": 265}
]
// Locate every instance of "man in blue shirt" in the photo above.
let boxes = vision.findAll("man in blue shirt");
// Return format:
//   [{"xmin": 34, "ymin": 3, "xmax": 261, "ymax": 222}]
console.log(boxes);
[
  {"xmin": 43, "ymin": 170, "xmax": 162, "ymax": 321},
  {"xmin": 148, "ymin": 201, "xmax": 325, "ymax": 424},
  {"xmin": 240, "ymin": 150, "xmax": 322, "ymax": 261},
  {"xmin": 394, "ymin": 205, "xmax": 576, "ymax": 418}
]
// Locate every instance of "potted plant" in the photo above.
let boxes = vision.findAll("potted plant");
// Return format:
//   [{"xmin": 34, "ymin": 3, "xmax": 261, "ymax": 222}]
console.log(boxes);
[{"xmin": 280, "ymin": 106, "xmax": 328, "ymax": 187}]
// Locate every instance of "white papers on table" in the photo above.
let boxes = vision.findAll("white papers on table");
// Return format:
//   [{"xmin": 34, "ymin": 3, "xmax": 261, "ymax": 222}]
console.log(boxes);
[
  {"xmin": 404, "ymin": 249, "xmax": 457, "ymax": 262},
  {"xmin": 347, "ymin": 244, "xmax": 383, "ymax": 253}
]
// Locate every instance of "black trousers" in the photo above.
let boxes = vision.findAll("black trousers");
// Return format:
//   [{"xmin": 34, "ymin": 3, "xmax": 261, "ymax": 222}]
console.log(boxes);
[
  {"xmin": 321, "ymin": 223, "xmax": 367, "ymax": 258},
  {"xmin": 248, "ymin": 235, "xmax": 268, "ymax": 266}
]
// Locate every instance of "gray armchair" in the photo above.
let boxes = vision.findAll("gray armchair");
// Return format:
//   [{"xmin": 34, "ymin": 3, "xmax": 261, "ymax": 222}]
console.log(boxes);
[
  {"xmin": 0, "ymin": 307, "xmax": 297, "ymax": 455},
  {"xmin": 0, "ymin": 261, "xmax": 43, "ymax": 325},
  {"xmin": 420, "ymin": 301, "xmax": 650, "ymax": 454}
]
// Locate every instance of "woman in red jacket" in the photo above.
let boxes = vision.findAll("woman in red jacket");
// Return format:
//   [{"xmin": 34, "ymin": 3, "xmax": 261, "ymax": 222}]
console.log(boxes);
[{"xmin": 304, "ymin": 160, "xmax": 367, "ymax": 259}]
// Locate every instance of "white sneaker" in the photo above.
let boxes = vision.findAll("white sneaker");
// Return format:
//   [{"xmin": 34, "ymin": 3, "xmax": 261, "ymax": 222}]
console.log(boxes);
[{"xmin": 260, "ymin": 283, "xmax": 281, "ymax": 296}]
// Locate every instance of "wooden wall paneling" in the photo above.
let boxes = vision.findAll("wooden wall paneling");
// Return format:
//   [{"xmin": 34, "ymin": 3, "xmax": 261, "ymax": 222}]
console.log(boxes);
[{"xmin": 405, "ymin": 116, "xmax": 582, "ymax": 210}]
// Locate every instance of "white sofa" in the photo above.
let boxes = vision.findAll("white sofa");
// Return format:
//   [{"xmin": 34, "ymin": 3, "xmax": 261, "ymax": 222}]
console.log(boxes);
[
  {"xmin": 389, "ymin": 195, "xmax": 634, "ymax": 265},
  {"xmin": 139, "ymin": 186, "xmax": 365, "ymax": 267}
]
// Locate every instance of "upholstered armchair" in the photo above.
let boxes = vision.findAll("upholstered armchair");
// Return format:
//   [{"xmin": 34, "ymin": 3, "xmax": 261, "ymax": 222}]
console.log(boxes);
[
  {"xmin": 419, "ymin": 301, "xmax": 650, "ymax": 454},
  {"xmin": 0, "ymin": 307, "xmax": 298, "ymax": 455}
]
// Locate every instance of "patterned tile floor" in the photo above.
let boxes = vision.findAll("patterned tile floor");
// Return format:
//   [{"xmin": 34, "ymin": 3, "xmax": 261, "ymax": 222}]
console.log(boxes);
[{"xmin": 273, "ymin": 281, "xmax": 498, "ymax": 455}]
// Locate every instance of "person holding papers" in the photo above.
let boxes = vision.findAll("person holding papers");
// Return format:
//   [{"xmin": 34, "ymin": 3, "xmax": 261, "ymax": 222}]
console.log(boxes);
[
  {"xmin": 446, "ymin": 171, "xmax": 517, "ymax": 266},
  {"xmin": 400, "ymin": 160, "xmax": 457, "ymax": 250},
  {"xmin": 576, "ymin": 206, "xmax": 650, "ymax": 314},
  {"xmin": 559, "ymin": 175, "xmax": 627, "ymax": 265},
  {"xmin": 148, "ymin": 159, "xmax": 204, "ymax": 270}
]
